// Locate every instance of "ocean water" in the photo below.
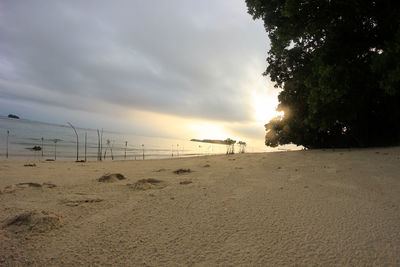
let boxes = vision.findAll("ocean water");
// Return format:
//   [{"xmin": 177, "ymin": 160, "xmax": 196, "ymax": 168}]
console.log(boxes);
[{"xmin": 0, "ymin": 117, "xmax": 236, "ymax": 160}]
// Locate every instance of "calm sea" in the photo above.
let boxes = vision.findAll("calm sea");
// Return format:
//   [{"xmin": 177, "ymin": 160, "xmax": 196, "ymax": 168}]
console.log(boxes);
[{"xmin": 0, "ymin": 116, "xmax": 237, "ymax": 160}]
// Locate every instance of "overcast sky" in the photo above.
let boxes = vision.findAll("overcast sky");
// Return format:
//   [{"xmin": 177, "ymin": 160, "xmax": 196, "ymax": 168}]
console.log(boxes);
[{"xmin": 0, "ymin": 0, "xmax": 278, "ymax": 147}]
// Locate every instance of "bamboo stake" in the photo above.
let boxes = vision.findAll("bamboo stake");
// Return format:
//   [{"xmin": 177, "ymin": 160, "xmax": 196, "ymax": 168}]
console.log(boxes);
[
  {"xmin": 85, "ymin": 132, "xmax": 87, "ymax": 162},
  {"xmin": 67, "ymin": 122, "xmax": 79, "ymax": 161}
]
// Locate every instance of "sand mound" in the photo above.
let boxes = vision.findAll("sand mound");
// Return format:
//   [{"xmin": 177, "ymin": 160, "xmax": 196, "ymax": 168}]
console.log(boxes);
[
  {"xmin": 1, "ymin": 182, "xmax": 56, "ymax": 194},
  {"xmin": 128, "ymin": 178, "xmax": 165, "ymax": 190},
  {"xmin": 98, "ymin": 173, "xmax": 126, "ymax": 182},
  {"xmin": 24, "ymin": 163, "xmax": 36, "ymax": 167},
  {"xmin": 173, "ymin": 168, "xmax": 192, "ymax": 174},
  {"xmin": 2, "ymin": 183, "xmax": 40, "ymax": 193},
  {"xmin": 3, "ymin": 211, "xmax": 62, "ymax": 234}
]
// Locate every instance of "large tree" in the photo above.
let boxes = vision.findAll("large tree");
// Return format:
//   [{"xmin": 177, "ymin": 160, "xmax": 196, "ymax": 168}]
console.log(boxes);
[{"xmin": 246, "ymin": 0, "xmax": 400, "ymax": 148}]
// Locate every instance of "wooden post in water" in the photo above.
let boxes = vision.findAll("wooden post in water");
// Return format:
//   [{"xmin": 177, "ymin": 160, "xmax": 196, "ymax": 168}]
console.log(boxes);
[
  {"xmin": 124, "ymin": 141, "xmax": 128, "ymax": 160},
  {"xmin": 84, "ymin": 132, "xmax": 87, "ymax": 162},
  {"xmin": 100, "ymin": 129, "xmax": 103, "ymax": 160},
  {"xmin": 142, "ymin": 144, "xmax": 144, "ymax": 160},
  {"xmin": 6, "ymin": 130, "xmax": 9, "ymax": 158},
  {"xmin": 97, "ymin": 129, "xmax": 101, "ymax": 161},
  {"xmin": 41, "ymin": 137, "xmax": 44, "ymax": 157},
  {"xmin": 54, "ymin": 139, "xmax": 58, "ymax": 160},
  {"xmin": 108, "ymin": 139, "xmax": 114, "ymax": 160},
  {"xmin": 97, "ymin": 129, "xmax": 103, "ymax": 161},
  {"xmin": 67, "ymin": 122, "xmax": 79, "ymax": 161}
]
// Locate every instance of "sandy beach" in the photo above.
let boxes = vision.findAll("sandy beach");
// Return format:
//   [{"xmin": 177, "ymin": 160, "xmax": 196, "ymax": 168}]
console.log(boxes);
[{"xmin": 1, "ymin": 147, "xmax": 400, "ymax": 266}]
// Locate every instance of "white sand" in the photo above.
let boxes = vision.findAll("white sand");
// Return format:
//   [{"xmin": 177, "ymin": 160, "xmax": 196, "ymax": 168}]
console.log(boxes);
[{"xmin": 1, "ymin": 147, "xmax": 400, "ymax": 266}]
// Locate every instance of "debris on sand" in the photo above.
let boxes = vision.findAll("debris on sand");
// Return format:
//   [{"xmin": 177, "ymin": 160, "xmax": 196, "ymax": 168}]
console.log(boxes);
[
  {"xmin": 61, "ymin": 197, "xmax": 103, "ymax": 207},
  {"xmin": 24, "ymin": 163, "xmax": 36, "ymax": 167},
  {"xmin": 153, "ymin": 168, "xmax": 168, "ymax": 172},
  {"xmin": 3, "ymin": 210, "xmax": 62, "ymax": 234},
  {"xmin": 203, "ymin": 164, "xmax": 210, "ymax": 168},
  {"xmin": 98, "ymin": 173, "xmax": 126, "ymax": 182},
  {"xmin": 43, "ymin": 183, "xmax": 57, "ymax": 188},
  {"xmin": 128, "ymin": 178, "xmax": 165, "ymax": 190},
  {"xmin": 173, "ymin": 168, "xmax": 192, "ymax": 174},
  {"xmin": 16, "ymin": 182, "xmax": 42, "ymax": 188},
  {"xmin": 1, "ymin": 182, "xmax": 57, "ymax": 194},
  {"xmin": 179, "ymin": 180, "xmax": 192, "ymax": 185}
]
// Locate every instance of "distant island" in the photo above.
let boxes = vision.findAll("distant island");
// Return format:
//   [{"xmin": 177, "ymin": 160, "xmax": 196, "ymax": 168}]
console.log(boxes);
[
  {"xmin": 8, "ymin": 114, "xmax": 20, "ymax": 119},
  {"xmin": 191, "ymin": 138, "xmax": 246, "ymax": 154},
  {"xmin": 190, "ymin": 139, "xmax": 230, "ymax": 145}
]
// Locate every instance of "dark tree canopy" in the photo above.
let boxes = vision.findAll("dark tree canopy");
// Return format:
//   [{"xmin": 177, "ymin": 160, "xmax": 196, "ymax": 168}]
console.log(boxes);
[{"xmin": 246, "ymin": 0, "xmax": 400, "ymax": 148}]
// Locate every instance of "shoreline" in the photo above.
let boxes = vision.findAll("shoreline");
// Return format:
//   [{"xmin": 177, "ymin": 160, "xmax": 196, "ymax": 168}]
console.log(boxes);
[
  {"xmin": 2, "ymin": 144, "xmax": 397, "ymax": 161},
  {"xmin": 0, "ymin": 151, "xmax": 221, "ymax": 162}
]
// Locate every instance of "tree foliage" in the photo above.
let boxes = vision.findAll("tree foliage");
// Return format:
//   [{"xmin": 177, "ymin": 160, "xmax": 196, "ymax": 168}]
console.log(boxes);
[
  {"xmin": 224, "ymin": 138, "xmax": 236, "ymax": 154},
  {"xmin": 246, "ymin": 0, "xmax": 400, "ymax": 148},
  {"xmin": 238, "ymin": 141, "xmax": 247, "ymax": 153}
]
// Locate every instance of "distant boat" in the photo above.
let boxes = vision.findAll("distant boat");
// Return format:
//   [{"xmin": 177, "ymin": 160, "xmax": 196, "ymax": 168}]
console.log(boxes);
[{"xmin": 8, "ymin": 114, "xmax": 20, "ymax": 119}]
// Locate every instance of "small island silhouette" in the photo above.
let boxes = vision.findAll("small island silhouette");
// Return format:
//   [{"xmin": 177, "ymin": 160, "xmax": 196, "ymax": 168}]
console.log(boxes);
[{"xmin": 8, "ymin": 114, "xmax": 20, "ymax": 119}]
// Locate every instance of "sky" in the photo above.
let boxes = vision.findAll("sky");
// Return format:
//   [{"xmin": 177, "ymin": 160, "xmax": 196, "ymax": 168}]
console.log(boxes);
[{"xmin": 0, "ymin": 0, "xmax": 280, "ymax": 148}]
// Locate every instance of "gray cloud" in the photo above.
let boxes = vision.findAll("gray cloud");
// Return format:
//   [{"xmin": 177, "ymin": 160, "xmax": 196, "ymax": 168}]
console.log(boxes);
[{"xmin": 0, "ymin": 0, "xmax": 270, "ymax": 126}]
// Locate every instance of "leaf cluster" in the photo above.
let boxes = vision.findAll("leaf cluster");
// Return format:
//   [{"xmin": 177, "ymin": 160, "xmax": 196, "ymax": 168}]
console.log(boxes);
[{"xmin": 247, "ymin": 0, "xmax": 400, "ymax": 147}]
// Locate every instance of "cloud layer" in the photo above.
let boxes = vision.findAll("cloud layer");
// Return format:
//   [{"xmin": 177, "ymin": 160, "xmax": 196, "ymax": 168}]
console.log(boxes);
[{"xmin": 0, "ymin": 0, "xmax": 275, "ymax": 143}]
